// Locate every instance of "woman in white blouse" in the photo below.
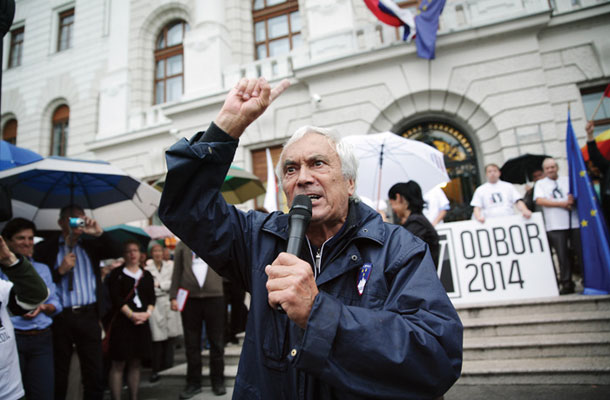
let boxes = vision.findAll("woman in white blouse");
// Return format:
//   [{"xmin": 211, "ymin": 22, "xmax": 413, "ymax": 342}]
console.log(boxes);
[{"xmin": 144, "ymin": 243, "xmax": 182, "ymax": 382}]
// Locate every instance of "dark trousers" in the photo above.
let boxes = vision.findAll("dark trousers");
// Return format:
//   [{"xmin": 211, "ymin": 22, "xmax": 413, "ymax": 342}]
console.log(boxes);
[
  {"xmin": 53, "ymin": 309, "xmax": 103, "ymax": 400},
  {"xmin": 151, "ymin": 338, "xmax": 175, "ymax": 373},
  {"xmin": 547, "ymin": 229, "xmax": 582, "ymax": 287},
  {"xmin": 181, "ymin": 296, "xmax": 225, "ymax": 386},
  {"xmin": 16, "ymin": 328, "xmax": 54, "ymax": 400},
  {"xmin": 223, "ymin": 280, "xmax": 248, "ymax": 339}
]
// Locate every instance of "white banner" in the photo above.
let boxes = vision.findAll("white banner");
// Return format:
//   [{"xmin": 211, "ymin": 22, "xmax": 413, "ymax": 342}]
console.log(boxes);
[{"xmin": 435, "ymin": 212, "xmax": 559, "ymax": 304}]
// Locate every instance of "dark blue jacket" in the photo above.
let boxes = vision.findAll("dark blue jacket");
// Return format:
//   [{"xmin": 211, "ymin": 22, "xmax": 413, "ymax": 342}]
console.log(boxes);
[{"xmin": 159, "ymin": 123, "xmax": 463, "ymax": 399}]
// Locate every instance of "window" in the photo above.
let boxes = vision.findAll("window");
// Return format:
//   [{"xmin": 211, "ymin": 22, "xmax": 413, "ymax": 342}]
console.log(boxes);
[
  {"xmin": 582, "ymin": 85, "xmax": 610, "ymax": 137},
  {"xmin": 253, "ymin": 0, "xmax": 301, "ymax": 60},
  {"xmin": 154, "ymin": 20, "xmax": 189, "ymax": 105},
  {"xmin": 57, "ymin": 8, "xmax": 74, "ymax": 52},
  {"xmin": 8, "ymin": 27, "xmax": 24, "ymax": 68},
  {"xmin": 51, "ymin": 105, "xmax": 69, "ymax": 156},
  {"xmin": 2, "ymin": 119, "xmax": 17, "ymax": 145}
]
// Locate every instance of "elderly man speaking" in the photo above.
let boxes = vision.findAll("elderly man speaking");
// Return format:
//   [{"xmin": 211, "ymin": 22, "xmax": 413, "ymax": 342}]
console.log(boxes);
[{"xmin": 159, "ymin": 77, "xmax": 462, "ymax": 399}]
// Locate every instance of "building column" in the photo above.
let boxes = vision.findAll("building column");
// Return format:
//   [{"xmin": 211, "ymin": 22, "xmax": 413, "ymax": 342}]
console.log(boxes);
[{"xmin": 183, "ymin": 2, "xmax": 232, "ymax": 97}]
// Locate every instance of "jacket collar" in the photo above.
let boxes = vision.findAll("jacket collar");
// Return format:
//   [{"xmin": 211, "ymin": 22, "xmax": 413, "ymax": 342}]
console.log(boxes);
[
  {"xmin": 261, "ymin": 200, "xmax": 387, "ymax": 285},
  {"xmin": 261, "ymin": 199, "xmax": 386, "ymax": 244}
]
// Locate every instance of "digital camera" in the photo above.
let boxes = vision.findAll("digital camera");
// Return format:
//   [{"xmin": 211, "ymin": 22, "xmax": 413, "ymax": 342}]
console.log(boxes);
[{"xmin": 69, "ymin": 217, "xmax": 85, "ymax": 228}]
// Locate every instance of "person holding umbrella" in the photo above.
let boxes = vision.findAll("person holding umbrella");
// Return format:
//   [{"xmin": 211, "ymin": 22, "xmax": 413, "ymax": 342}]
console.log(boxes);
[
  {"xmin": 471, "ymin": 163, "xmax": 532, "ymax": 223},
  {"xmin": 388, "ymin": 181, "xmax": 440, "ymax": 268},
  {"xmin": 34, "ymin": 204, "xmax": 120, "ymax": 400}
]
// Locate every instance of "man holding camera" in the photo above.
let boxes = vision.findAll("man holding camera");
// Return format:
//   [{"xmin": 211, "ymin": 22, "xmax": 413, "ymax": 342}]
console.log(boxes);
[{"xmin": 35, "ymin": 204, "xmax": 119, "ymax": 400}]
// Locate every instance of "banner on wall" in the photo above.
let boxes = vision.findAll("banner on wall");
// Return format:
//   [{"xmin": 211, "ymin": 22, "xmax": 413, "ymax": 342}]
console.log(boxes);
[{"xmin": 435, "ymin": 212, "xmax": 559, "ymax": 305}]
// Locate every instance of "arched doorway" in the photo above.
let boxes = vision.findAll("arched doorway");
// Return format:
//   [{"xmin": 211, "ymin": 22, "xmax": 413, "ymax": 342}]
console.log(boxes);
[{"xmin": 400, "ymin": 120, "xmax": 479, "ymax": 221}]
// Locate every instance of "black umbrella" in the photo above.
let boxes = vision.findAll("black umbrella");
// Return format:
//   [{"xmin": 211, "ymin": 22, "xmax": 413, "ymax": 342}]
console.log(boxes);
[{"xmin": 500, "ymin": 153, "xmax": 549, "ymax": 184}]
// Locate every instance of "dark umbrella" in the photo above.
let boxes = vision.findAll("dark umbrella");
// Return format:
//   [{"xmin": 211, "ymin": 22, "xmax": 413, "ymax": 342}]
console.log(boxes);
[
  {"xmin": 106, "ymin": 224, "xmax": 151, "ymax": 253},
  {"xmin": 500, "ymin": 153, "xmax": 550, "ymax": 184}
]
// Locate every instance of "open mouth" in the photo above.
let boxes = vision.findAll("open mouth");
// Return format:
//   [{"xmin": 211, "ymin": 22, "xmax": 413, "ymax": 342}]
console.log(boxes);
[{"xmin": 307, "ymin": 194, "xmax": 321, "ymax": 201}]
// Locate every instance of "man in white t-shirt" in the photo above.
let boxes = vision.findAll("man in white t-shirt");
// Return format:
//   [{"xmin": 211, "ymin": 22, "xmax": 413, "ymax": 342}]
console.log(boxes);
[
  {"xmin": 471, "ymin": 164, "xmax": 532, "ymax": 223},
  {"xmin": 423, "ymin": 186, "xmax": 450, "ymax": 226},
  {"xmin": 534, "ymin": 158, "xmax": 581, "ymax": 295}
]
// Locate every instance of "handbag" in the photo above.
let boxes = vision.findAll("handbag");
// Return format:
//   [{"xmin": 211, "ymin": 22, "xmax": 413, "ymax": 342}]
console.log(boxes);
[{"xmin": 102, "ymin": 276, "xmax": 141, "ymax": 354}]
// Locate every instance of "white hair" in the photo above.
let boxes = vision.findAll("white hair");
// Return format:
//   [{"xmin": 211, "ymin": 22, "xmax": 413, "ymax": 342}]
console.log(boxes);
[{"xmin": 274, "ymin": 125, "xmax": 359, "ymax": 193}]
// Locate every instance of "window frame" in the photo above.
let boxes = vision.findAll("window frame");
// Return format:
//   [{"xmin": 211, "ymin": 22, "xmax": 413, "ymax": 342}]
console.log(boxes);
[
  {"xmin": 153, "ymin": 20, "xmax": 189, "ymax": 105},
  {"xmin": 50, "ymin": 105, "xmax": 69, "ymax": 157},
  {"xmin": 581, "ymin": 85, "xmax": 610, "ymax": 134},
  {"xmin": 2, "ymin": 118, "xmax": 18, "ymax": 145},
  {"xmin": 252, "ymin": 0, "xmax": 300, "ymax": 60},
  {"xmin": 57, "ymin": 8, "xmax": 75, "ymax": 52},
  {"xmin": 8, "ymin": 26, "xmax": 24, "ymax": 68}
]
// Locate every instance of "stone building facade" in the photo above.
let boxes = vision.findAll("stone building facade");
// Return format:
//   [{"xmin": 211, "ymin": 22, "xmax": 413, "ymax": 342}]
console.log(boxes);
[{"xmin": 2, "ymin": 0, "xmax": 609, "ymax": 220}]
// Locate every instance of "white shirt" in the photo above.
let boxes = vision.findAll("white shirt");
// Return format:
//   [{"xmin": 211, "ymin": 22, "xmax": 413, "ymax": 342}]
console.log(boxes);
[
  {"xmin": 423, "ymin": 187, "xmax": 450, "ymax": 224},
  {"xmin": 470, "ymin": 180, "xmax": 523, "ymax": 218},
  {"xmin": 533, "ymin": 176, "xmax": 580, "ymax": 231},
  {"xmin": 191, "ymin": 252, "xmax": 208, "ymax": 288},
  {"xmin": 0, "ymin": 279, "xmax": 25, "ymax": 400}
]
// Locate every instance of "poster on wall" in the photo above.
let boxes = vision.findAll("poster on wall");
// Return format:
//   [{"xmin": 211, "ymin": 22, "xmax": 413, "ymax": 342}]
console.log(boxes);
[{"xmin": 435, "ymin": 212, "xmax": 559, "ymax": 305}]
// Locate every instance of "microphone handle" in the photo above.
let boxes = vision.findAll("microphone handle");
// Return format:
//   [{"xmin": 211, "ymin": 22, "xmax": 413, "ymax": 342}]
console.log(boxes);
[{"xmin": 278, "ymin": 214, "xmax": 309, "ymax": 313}]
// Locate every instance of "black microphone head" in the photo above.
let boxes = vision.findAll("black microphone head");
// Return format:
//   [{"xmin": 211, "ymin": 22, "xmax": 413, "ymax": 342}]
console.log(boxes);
[{"xmin": 290, "ymin": 194, "xmax": 312, "ymax": 220}]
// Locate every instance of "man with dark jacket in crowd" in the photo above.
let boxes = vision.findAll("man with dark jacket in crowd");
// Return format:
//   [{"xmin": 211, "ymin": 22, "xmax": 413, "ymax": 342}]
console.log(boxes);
[
  {"xmin": 170, "ymin": 240, "xmax": 226, "ymax": 398},
  {"xmin": 159, "ymin": 77, "xmax": 462, "ymax": 399},
  {"xmin": 34, "ymin": 204, "xmax": 118, "ymax": 400}
]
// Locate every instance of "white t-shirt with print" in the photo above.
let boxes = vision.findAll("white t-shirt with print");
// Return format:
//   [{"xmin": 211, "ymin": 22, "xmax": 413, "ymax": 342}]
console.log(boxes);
[
  {"xmin": 423, "ymin": 186, "xmax": 450, "ymax": 224},
  {"xmin": 0, "ymin": 279, "xmax": 25, "ymax": 400},
  {"xmin": 470, "ymin": 180, "xmax": 522, "ymax": 218},
  {"xmin": 533, "ymin": 176, "xmax": 580, "ymax": 231}
]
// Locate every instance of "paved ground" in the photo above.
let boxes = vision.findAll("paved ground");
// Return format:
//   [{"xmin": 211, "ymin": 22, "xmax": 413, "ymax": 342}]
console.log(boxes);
[{"xmin": 137, "ymin": 379, "xmax": 610, "ymax": 400}]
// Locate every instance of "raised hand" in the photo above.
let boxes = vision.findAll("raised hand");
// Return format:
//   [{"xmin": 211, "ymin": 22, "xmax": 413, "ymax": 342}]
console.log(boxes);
[
  {"xmin": 0, "ymin": 236, "xmax": 18, "ymax": 266},
  {"xmin": 215, "ymin": 77, "xmax": 291, "ymax": 139}
]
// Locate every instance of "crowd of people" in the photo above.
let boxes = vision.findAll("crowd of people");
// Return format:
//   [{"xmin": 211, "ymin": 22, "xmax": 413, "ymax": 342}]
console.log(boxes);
[
  {"xmin": 0, "ymin": 74, "xmax": 606, "ymax": 399},
  {"xmin": 0, "ymin": 202, "xmax": 249, "ymax": 399}
]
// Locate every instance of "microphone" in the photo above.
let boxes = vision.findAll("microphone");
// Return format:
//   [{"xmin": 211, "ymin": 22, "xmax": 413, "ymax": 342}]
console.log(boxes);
[
  {"xmin": 286, "ymin": 194, "xmax": 312, "ymax": 256},
  {"xmin": 275, "ymin": 195, "xmax": 311, "ymax": 313}
]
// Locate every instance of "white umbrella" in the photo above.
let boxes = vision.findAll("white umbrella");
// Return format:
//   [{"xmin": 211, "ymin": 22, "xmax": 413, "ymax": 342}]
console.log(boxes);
[
  {"xmin": 342, "ymin": 132, "xmax": 449, "ymax": 205},
  {"xmin": 0, "ymin": 156, "xmax": 161, "ymax": 230}
]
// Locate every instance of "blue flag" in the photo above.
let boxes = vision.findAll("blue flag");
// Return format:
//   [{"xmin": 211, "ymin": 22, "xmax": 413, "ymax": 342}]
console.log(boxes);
[
  {"xmin": 566, "ymin": 112, "xmax": 610, "ymax": 295},
  {"xmin": 415, "ymin": 0, "xmax": 447, "ymax": 59}
]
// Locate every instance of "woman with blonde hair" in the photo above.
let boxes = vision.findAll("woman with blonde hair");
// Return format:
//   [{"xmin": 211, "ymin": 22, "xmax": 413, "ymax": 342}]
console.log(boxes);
[{"xmin": 145, "ymin": 242, "xmax": 182, "ymax": 382}]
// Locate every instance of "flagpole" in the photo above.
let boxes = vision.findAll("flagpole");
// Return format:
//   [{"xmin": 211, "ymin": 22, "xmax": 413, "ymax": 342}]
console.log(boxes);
[
  {"xmin": 590, "ymin": 85, "xmax": 610, "ymax": 120},
  {"xmin": 590, "ymin": 96, "xmax": 605, "ymax": 121}
]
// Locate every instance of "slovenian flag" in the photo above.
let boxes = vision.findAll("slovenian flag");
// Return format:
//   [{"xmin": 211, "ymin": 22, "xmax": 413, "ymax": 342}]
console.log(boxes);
[{"xmin": 364, "ymin": 0, "xmax": 415, "ymax": 41}]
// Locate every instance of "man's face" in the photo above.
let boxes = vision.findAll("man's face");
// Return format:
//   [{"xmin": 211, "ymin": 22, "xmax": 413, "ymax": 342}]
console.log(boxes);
[
  {"xmin": 6, "ymin": 228, "xmax": 35, "ymax": 258},
  {"xmin": 280, "ymin": 133, "xmax": 355, "ymax": 228},
  {"xmin": 543, "ymin": 160, "xmax": 559, "ymax": 180},
  {"xmin": 58, "ymin": 209, "xmax": 85, "ymax": 238},
  {"xmin": 389, "ymin": 195, "xmax": 408, "ymax": 220},
  {"xmin": 124, "ymin": 243, "xmax": 141, "ymax": 266},
  {"xmin": 532, "ymin": 169, "xmax": 544, "ymax": 182},
  {"xmin": 486, "ymin": 166, "xmax": 501, "ymax": 183}
]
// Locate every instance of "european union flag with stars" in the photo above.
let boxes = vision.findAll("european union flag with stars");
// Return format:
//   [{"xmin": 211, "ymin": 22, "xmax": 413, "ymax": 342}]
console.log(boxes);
[
  {"xmin": 415, "ymin": 0, "xmax": 447, "ymax": 59},
  {"xmin": 566, "ymin": 111, "xmax": 610, "ymax": 294}
]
